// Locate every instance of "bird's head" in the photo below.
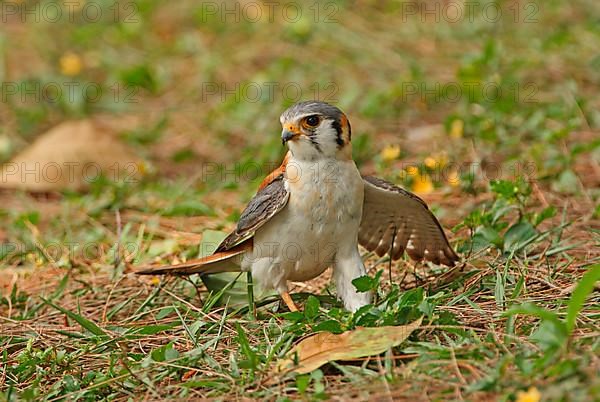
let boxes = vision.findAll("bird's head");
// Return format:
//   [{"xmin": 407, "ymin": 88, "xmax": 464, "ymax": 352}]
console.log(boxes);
[{"xmin": 280, "ymin": 101, "xmax": 352, "ymax": 160}]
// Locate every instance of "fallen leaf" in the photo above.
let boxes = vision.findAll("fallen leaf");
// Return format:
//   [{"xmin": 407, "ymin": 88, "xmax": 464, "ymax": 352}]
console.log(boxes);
[
  {"xmin": 0, "ymin": 120, "xmax": 142, "ymax": 191},
  {"xmin": 276, "ymin": 316, "xmax": 423, "ymax": 374}
]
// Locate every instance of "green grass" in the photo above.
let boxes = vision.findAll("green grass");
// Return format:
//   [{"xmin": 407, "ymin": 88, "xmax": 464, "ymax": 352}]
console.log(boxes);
[{"xmin": 1, "ymin": 0, "xmax": 600, "ymax": 400}]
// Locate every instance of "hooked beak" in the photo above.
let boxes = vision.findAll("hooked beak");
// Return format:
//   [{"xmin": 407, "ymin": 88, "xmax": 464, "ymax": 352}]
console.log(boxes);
[
  {"xmin": 281, "ymin": 126, "xmax": 301, "ymax": 145},
  {"xmin": 281, "ymin": 130, "xmax": 296, "ymax": 144}
]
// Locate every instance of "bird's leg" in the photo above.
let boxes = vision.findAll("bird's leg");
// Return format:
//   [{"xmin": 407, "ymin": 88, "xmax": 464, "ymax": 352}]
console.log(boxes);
[
  {"xmin": 280, "ymin": 291, "xmax": 298, "ymax": 312},
  {"xmin": 333, "ymin": 245, "xmax": 372, "ymax": 312}
]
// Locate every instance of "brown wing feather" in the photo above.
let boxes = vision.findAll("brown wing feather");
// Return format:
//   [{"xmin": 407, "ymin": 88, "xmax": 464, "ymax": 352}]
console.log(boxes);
[
  {"xmin": 359, "ymin": 176, "xmax": 459, "ymax": 266},
  {"xmin": 135, "ymin": 157, "xmax": 290, "ymax": 276},
  {"xmin": 216, "ymin": 170, "xmax": 289, "ymax": 252},
  {"xmin": 135, "ymin": 241, "xmax": 251, "ymax": 275}
]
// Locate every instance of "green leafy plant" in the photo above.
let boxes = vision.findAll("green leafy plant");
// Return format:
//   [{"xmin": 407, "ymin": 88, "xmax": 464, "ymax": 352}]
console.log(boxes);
[{"xmin": 458, "ymin": 178, "xmax": 557, "ymax": 255}]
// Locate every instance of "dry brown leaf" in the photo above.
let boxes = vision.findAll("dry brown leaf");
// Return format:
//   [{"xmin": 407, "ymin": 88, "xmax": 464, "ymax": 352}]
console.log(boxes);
[
  {"xmin": 0, "ymin": 120, "xmax": 142, "ymax": 191},
  {"xmin": 276, "ymin": 316, "xmax": 423, "ymax": 375}
]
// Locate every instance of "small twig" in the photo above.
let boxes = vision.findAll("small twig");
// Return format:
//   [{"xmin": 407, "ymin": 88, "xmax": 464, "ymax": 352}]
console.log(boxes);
[
  {"xmin": 375, "ymin": 355, "xmax": 393, "ymax": 402},
  {"xmin": 160, "ymin": 287, "xmax": 222, "ymax": 325},
  {"xmin": 247, "ymin": 271, "xmax": 256, "ymax": 319},
  {"xmin": 531, "ymin": 181, "xmax": 550, "ymax": 208},
  {"xmin": 450, "ymin": 347, "xmax": 467, "ymax": 387},
  {"xmin": 388, "ymin": 227, "xmax": 397, "ymax": 285},
  {"xmin": 114, "ymin": 208, "xmax": 122, "ymax": 269},
  {"xmin": 102, "ymin": 274, "xmax": 126, "ymax": 322},
  {"xmin": 181, "ymin": 276, "xmax": 204, "ymax": 305}
]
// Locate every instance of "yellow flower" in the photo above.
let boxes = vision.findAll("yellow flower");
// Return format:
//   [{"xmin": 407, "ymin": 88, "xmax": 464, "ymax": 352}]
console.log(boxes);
[
  {"xmin": 380, "ymin": 144, "xmax": 401, "ymax": 162},
  {"xmin": 150, "ymin": 276, "xmax": 161, "ymax": 286},
  {"xmin": 424, "ymin": 156, "xmax": 437, "ymax": 169},
  {"xmin": 424, "ymin": 153, "xmax": 448, "ymax": 170},
  {"xmin": 405, "ymin": 165, "xmax": 419, "ymax": 176},
  {"xmin": 136, "ymin": 161, "xmax": 152, "ymax": 176},
  {"xmin": 516, "ymin": 387, "xmax": 541, "ymax": 402},
  {"xmin": 449, "ymin": 119, "xmax": 464, "ymax": 139},
  {"xmin": 59, "ymin": 52, "xmax": 83, "ymax": 76},
  {"xmin": 412, "ymin": 174, "xmax": 433, "ymax": 195}
]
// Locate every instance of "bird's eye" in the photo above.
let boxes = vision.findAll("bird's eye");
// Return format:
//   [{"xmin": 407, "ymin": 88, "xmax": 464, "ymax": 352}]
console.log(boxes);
[{"xmin": 303, "ymin": 115, "xmax": 321, "ymax": 128}]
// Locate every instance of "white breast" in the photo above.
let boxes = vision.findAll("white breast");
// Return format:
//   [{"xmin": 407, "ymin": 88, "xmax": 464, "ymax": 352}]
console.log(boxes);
[{"xmin": 247, "ymin": 157, "xmax": 364, "ymax": 292}]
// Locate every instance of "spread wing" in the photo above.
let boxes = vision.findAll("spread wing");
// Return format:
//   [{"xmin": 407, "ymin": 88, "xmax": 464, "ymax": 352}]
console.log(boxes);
[
  {"xmin": 359, "ymin": 176, "xmax": 459, "ymax": 266},
  {"xmin": 216, "ymin": 173, "xmax": 289, "ymax": 252}
]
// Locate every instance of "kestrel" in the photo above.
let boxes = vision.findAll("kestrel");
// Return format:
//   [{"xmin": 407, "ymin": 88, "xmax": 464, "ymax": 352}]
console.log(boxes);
[{"xmin": 137, "ymin": 101, "xmax": 459, "ymax": 312}]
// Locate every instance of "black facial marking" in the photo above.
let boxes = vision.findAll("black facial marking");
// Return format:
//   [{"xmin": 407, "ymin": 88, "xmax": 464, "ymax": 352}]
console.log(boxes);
[
  {"xmin": 280, "ymin": 101, "xmax": 350, "ymax": 152},
  {"xmin": 331, "ymin": 120, "xmax": 344, "ymax": 147}
]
